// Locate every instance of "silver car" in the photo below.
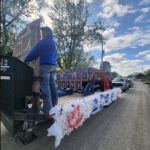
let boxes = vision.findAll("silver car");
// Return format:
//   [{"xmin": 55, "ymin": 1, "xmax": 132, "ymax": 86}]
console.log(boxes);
[{"xmin": 112, "ymin": 78, "xmax": 129, "ymax": 92}]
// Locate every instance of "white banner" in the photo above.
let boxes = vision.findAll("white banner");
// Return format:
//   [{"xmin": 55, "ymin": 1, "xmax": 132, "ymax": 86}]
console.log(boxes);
[{"xmin": 47, "ymin": 88, "xmax": 122, "ymax": 147}]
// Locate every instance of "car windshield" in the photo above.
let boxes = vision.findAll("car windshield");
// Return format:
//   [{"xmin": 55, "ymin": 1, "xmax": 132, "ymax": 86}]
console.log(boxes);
[{"xmin": 113, "ymin": 78, "xmax": 124, "ymax": 82}]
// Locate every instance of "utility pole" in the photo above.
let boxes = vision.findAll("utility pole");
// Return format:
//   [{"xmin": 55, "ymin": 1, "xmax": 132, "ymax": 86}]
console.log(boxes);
[{"xmin": 100, "ymin": 40, "xmax": 105, "ymax": 70}]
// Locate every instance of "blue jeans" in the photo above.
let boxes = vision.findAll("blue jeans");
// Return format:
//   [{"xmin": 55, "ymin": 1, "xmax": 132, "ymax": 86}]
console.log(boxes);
[{"xmin": 39, "ymin": 65, "xmax": 58, "ymax": 112}]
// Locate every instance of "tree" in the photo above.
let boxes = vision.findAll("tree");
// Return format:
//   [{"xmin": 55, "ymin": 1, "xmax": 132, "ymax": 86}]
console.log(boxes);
[
  {"xmin": 111, "ymin": 72, "xmax": 118, "ymax": 78},
  {"xmin": 100, "ymin": 61, "xmax": 111, "ymax": 72},
  {"xmin": 1, "ymin": 27, "xmax": 17, "ymax": 55},
  {"xmin": 1, "ymin": 0, "xmax": 46, "ymax": 53},
  {"xmin": 146, "ymin": 69, "xmax": 150, "ymax": 76},
  {"xmin": 136, "ymin": 73, "xmax": 144, "ymax": 78},
  {"xmin": 127, "ymin": 74, "xmax": 132, "ymax": 78},
  {"xmin": 144, "ymin": 69, "xmax": 150, "ymax": 81},
  {"xmin": 48, "ymin": 0, "xmax": 106, "ymax": 70}
]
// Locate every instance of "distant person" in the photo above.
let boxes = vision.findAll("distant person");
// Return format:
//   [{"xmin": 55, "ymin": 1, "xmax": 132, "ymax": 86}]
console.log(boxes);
[
  {"xmin": 94, "ymin": 76, "xmax": 104, "ymax": 92},
  {"xmin": 108, "ymin": 78, "xmax": 113, "ymax": 89}
]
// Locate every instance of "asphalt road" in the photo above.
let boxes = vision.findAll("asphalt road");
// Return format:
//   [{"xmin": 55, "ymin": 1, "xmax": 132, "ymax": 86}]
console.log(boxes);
[{"xmin": 1, "ymin": 81, "xmax": 150, "ymax": 150}]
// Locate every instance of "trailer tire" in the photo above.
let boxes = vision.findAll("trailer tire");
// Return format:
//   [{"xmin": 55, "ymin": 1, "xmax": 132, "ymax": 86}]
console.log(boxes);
[{"xmin": 123, "ymin": 88, "xmax": 126, "ymax": 92}]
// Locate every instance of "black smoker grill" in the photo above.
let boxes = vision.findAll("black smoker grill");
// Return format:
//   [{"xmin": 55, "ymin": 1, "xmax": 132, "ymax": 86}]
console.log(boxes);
[{"xmin": 0, "ymin": 55, "xmax": 51, "ymax": 144}]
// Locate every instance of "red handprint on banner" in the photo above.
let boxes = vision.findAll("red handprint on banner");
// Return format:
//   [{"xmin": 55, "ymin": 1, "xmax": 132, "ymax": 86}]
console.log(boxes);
[
  {"xmin": 116, "ymin": 90, "xmax": 120, "ymax": 99},
  {"xmin": 67, "ymin": 105, "xmax": 83, "ymax": 129}
]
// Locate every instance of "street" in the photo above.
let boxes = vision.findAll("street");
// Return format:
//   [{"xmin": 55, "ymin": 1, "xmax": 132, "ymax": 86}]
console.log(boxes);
[{"xmin": 1, "ymin": 81, "xmax": 150, "ymax": 150}]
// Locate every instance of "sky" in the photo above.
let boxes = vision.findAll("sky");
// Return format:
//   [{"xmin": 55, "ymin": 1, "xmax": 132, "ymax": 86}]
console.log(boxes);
[
  {"xmin": 26, "ymin": 0, "xmax": 150, "ymax": 76},
  {"xmin": 82, "ymin": 0, "xmax": 150, "ymax": 76}
]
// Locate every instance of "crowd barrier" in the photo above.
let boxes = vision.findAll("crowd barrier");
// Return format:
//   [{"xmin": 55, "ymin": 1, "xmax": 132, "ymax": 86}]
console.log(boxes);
[{"xmin": 47, "ymin": 88, "xmax": 122, "ymax": 147}]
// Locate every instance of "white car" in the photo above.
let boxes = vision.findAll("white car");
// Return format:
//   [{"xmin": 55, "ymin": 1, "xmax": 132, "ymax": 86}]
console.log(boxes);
[{"xmin": 112, "ymin": 78, "xmax": 129, "ymax": 92}]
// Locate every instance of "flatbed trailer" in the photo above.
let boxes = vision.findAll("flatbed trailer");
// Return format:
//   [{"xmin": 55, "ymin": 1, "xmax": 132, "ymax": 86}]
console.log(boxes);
[{"xmin": 0, "ymin": 54, "xmax": 111, "ymax": 145}]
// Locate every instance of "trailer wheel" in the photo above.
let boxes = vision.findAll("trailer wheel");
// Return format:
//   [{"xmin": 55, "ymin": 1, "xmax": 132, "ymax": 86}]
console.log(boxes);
[{"xmin": 123, "ymin": 88, "xmax": 126, "ymax": 92}]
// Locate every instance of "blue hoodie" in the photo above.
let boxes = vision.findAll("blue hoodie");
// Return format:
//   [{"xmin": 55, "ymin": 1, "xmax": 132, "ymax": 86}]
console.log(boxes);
[{"xmin": 24, "ymin": 27, "xmax": 57, "ymax": 65}]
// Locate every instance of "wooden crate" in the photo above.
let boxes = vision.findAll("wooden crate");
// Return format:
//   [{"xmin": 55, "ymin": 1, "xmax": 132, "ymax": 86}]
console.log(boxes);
[
  {"xmin": 77, "ymin": 67, "xmax": 82, "ymax": 74},
  {"xmin": 76, "ymin": 80, "xmax": 82, "ymax": 89},
  {"xmin": 82, "ymin": 67, "xmax": 88, "ymax": 72},
  {"xmin": 70, "ymin": 80, "xmax": 76, "ymax": 89},
  {"xmin": 72, "ymin": 72, "xmax": 77, "ymax": 80},
  {"xmin": 69, "ymin": 69, "xmax": 72, "ymax": 73},
  {"xmin": 88, "ymin": 67, "xmax": 93, "ymax": 75},
  {"xmin": 82, "ymin": 72, "xmax": 88, "ymax": 81},
  {"xmin": 58, "ymin": 81, "xmax": 62, "ymax": 88},
  {"xmin": 73, "ymin": 67, "xmax": 77, "ymax": 73},
  {"xmin": 62, "ymin": 81, "xmax": 66, "ymax": 88},
  {"xmin": 66, "ymin": 81, "xmax": 70, "ymax": 88},
  {"xmin": 62, "ymin": 70, "xmax": 66, "ymax": 74},
  {"xmin": 56, "ymin": 74, "xmax": 60, "ymax": 80},
  {"xmin": 60, "ymin": 74, "xmax": 63, "ymax": 80},
  {"xmin": 68, "ymin": 73, "xmax": 72, "ymax": 80},
  {"xmin": 77, "ymin": 73, "xmax": 82, "ymax": 80},
  {"xmin": 65, "ymin": 69, "xmax": 69, "ymax": 73},
  {"xmin": 63, "ymin": 74, "xmax": 68, "ymax": 80}
]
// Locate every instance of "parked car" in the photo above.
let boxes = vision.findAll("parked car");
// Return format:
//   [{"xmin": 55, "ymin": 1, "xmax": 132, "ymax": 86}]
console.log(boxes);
[
  {"xmin": 112, "ymin": 78, "xmax": 129, "ymax": 92},
  {"xmin": 128, "ymin": 78, "xmax": 134, "ymax": 87}
]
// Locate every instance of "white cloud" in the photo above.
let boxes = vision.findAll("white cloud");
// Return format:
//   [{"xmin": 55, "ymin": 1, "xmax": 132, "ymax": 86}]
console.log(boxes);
[
  {"xmin": 135, "ymin": 14, "xmax": 145, "ymax": 22},
  {"xmin": 133, "ymin": 65, "xmax": 150, "ymax": 73},
  {"xmin": 97, "ymin": 0, "xmax": 137, "ymax": 19},
  {"xmin": 84, "ymin": 27, "xmax": 150, "ymax": 52},
  {"xmin": 135, "ymin": 50, "xmax": 150, "ymax": 57},
  {"xmin": 141, "ymin": 7, "xmax": 150, "ymax": 13},
  {"xmin": 145, "ymin": 54, "xmax": 150, "ymax": 60},
  {"xmin": 114, "ymin": 23, "xmax": 120, "ymax": 27},
  {"xmin": 139, "ymin": 50, "xmax": 150, "ymax": 55},
  {"xmin": 139, "ymin": 0, "xmax": 150, "ymax": 5},
  {"xmin": 130, "ymin": 46, "xmax": 137, "ymax": 48},
  {"xmin": 135, "ymin": 7, "xmax": 150, "ymax": 23},
  {"xmin": 127, "ymin": 26, "xmax": 141, "ymax": 30},
  {"xmin": 97, "ymin": 59, "xmax": 101, "ymax": 62},
  {"xmin": 93, "ymin": 64, "xmax": 100, "ymax": 69},
  {"xmin": 103, "ymin": 53, "xmax": 144, "ymax": 76},
  {"xmin": 104, "ymin": 53, "xmax": 126, "ymax": 62},
  {"xmin": 85, "ymin": 0, "xmax": 93, "ymax": 3},
  {"xmin": 104, "ymin": 31, "xmax": 138, "ymax": 52}
]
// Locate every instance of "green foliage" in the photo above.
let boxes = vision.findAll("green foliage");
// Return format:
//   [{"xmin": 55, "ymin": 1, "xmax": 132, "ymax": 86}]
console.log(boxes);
[
  {"xmin": 1, "ymin": 27, "xmax": 17, "ymax": 55},
  {"xmin": 146, "ymin": 69, "xmax": 150, "ymax": 76},
  {"xmin": 135, "ymin": 73, "xmax": 144, "ymax": 78},
  {"xmin": 101, "ymin": 61, "xmax": 111, "ymax": 72},
  {"xmin": 1, "ymin": 0, "xmax": 46, "ymax": 53},
  {"xmin": 127, "ymin": 74, "xmax": 132, "ymax": 78},
  {"xmin": 111, "ymin": 72, "xmax": 118, "ymax": 78},
  {"xmin": 49, "ymin": 0, "xmax": 106, "ymax": 69}
]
